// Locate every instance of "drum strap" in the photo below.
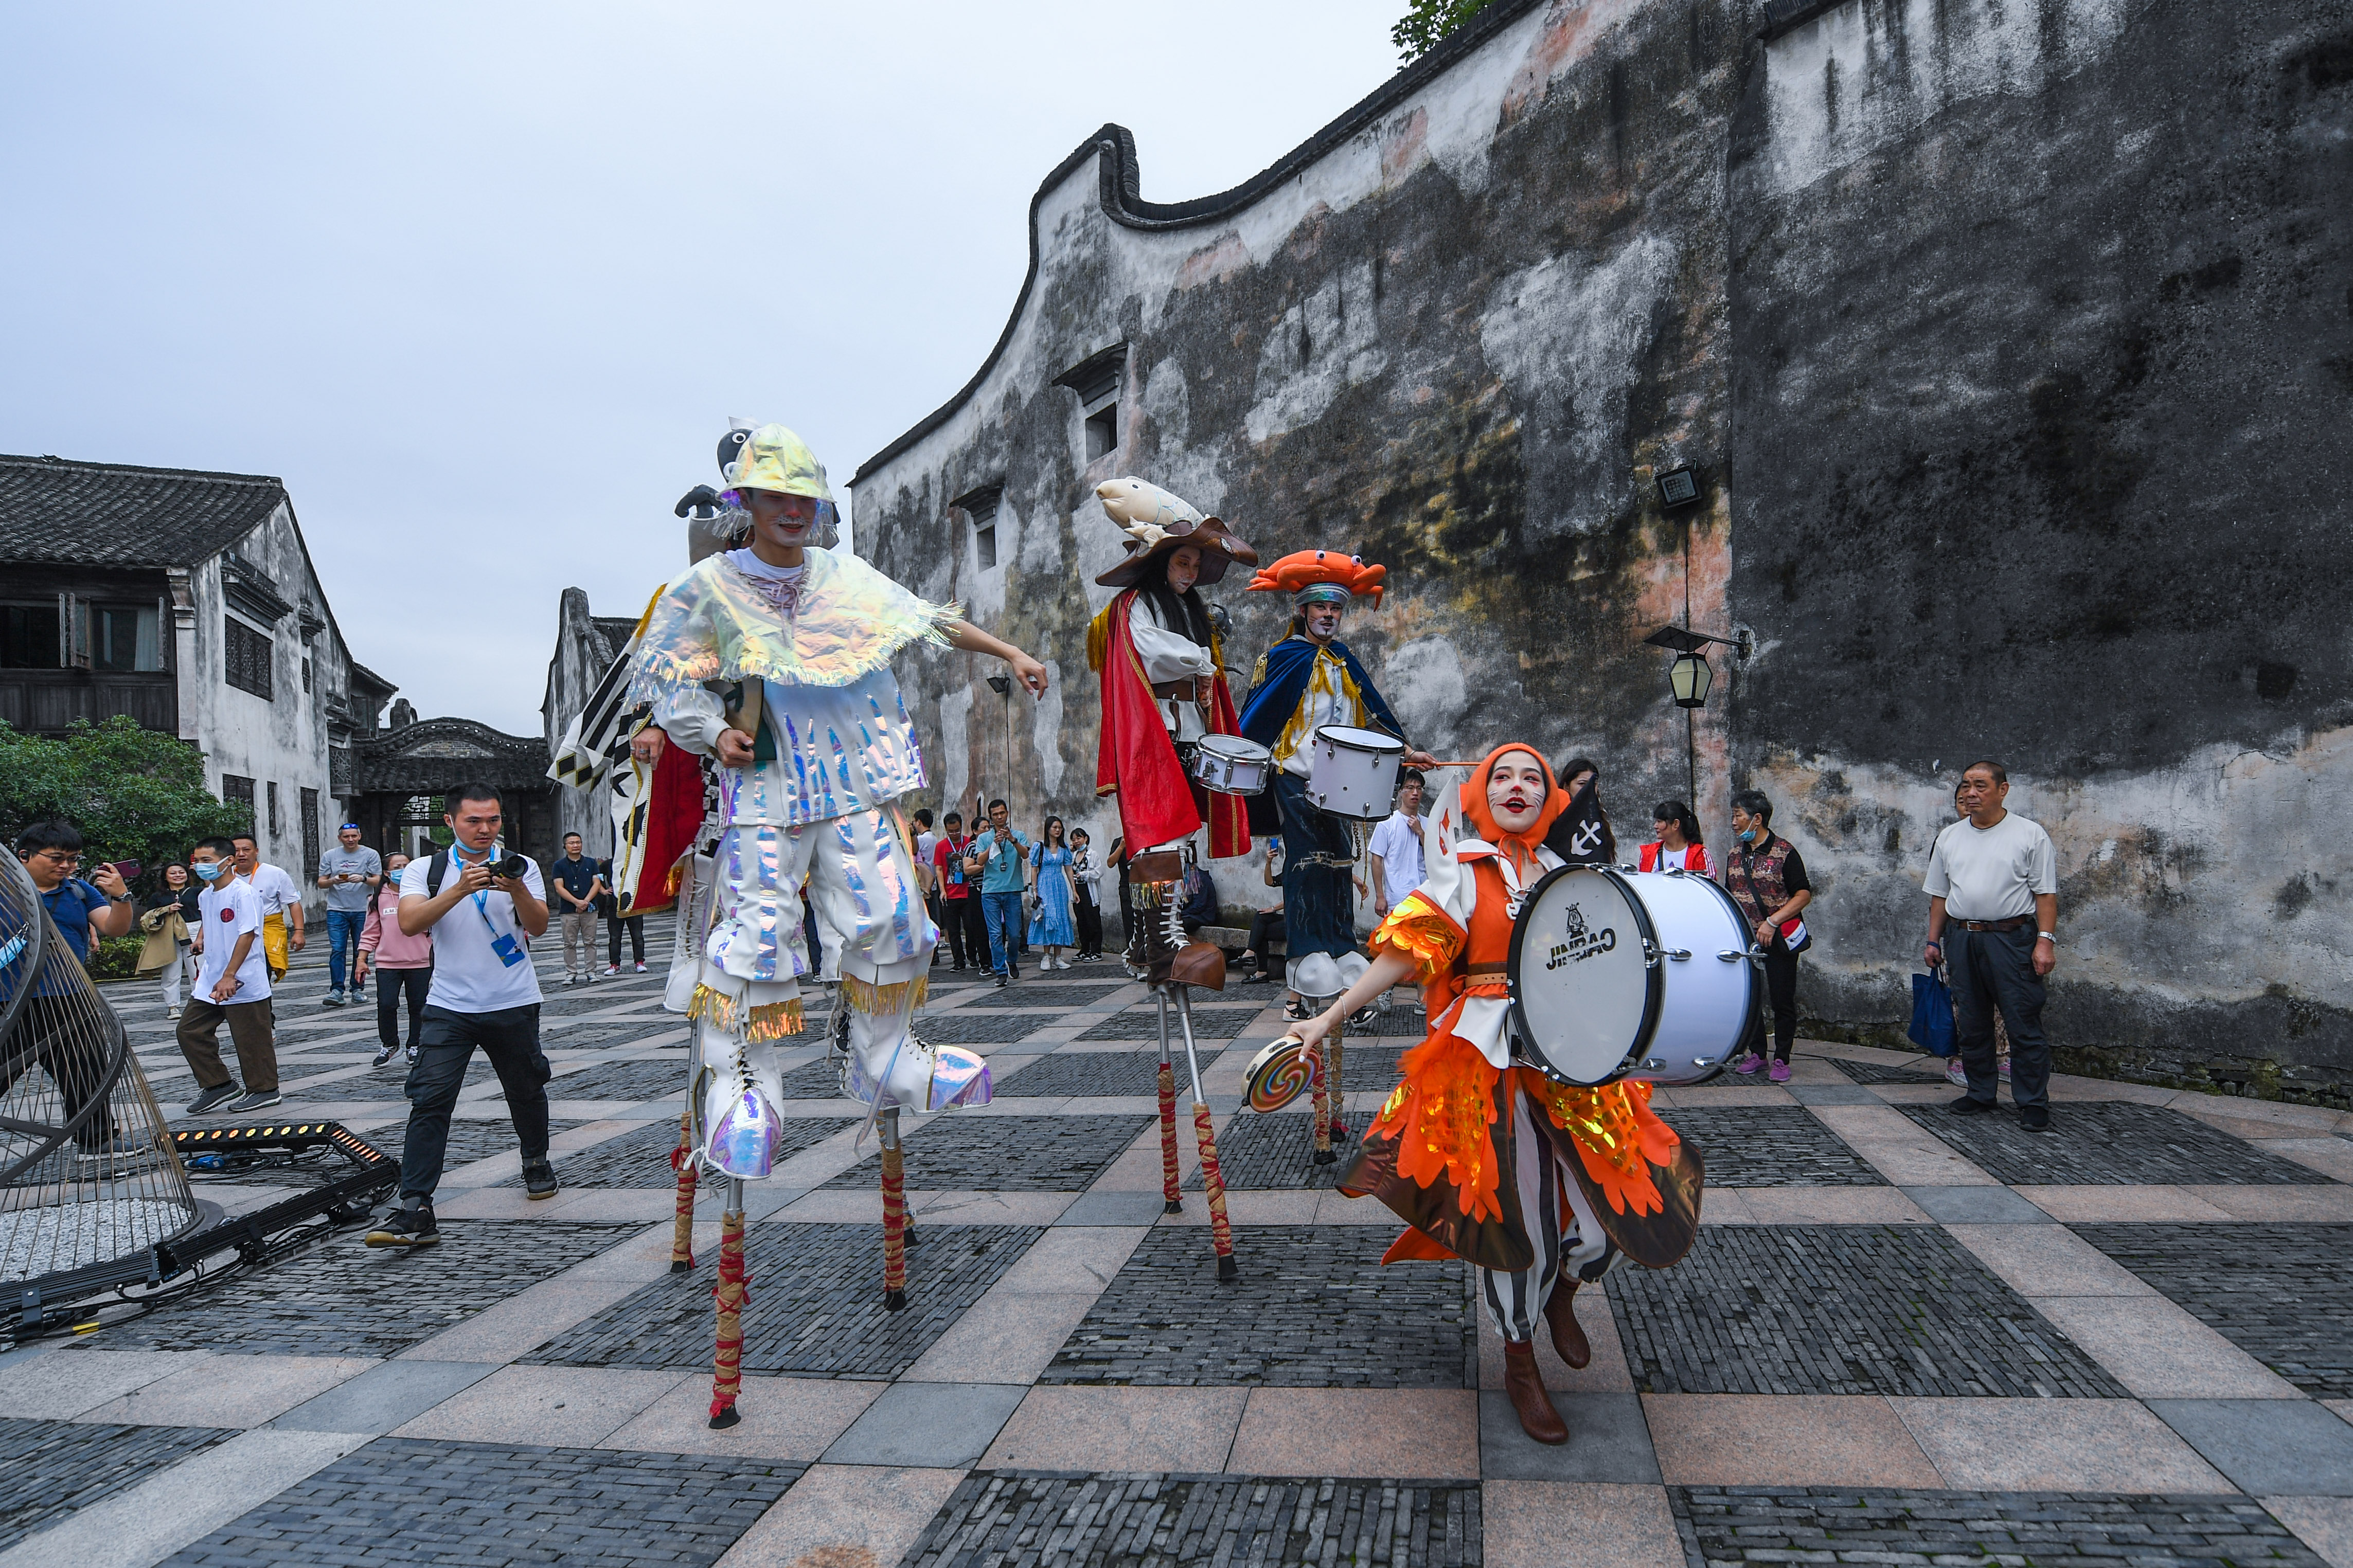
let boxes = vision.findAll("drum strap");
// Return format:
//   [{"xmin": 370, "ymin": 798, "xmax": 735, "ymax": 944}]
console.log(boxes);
[{"xmin": 1465, "ymin": 962, "xmax": 1509, "ymax": 982}]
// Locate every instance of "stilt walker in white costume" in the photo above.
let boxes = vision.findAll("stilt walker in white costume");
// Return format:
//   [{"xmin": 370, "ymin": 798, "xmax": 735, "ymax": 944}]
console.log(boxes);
[{"xmin": 625, "ymin": 423, "xmax": 1048, "ymax": 1428}]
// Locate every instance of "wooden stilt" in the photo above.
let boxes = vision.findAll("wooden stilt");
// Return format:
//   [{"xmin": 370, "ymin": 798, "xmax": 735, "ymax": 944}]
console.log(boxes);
[
  {"xmin": 1157, "ymin": 1044, "xmax": 1182, "ymax": 1214},
  {"xmin": 881, "ymin": 1108, "xmax": 907, "ymax": 1311},
  {"xmin": 709, "ymin": 1183, "xmax": 745, "ymax": 1428},
  {"xmin": 668, "ymin": 1106, "xmax": 698, "ymax": 1273},
  {"xmin": 1173, "ymin": 987, "xmax": 1238, "ymax": 1282}
]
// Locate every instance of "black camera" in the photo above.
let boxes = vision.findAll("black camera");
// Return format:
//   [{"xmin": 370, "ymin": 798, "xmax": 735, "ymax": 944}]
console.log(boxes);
[{"xmin": 490, "ymin": 853, "xmax": 530, "ymax": 880}]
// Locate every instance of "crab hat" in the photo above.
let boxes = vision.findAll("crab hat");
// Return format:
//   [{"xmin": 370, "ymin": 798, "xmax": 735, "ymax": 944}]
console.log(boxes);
[
  {"xmin": 1246, "ymin": 549, "xmax": 1386, "ymax": 609},
  {"xmin": 722, "ymin": 424, "xmax": 833, "ymax": 505},
  {"xmin": 1093, "ymin": 476, "xmax": 1259, "ymax": 588}
]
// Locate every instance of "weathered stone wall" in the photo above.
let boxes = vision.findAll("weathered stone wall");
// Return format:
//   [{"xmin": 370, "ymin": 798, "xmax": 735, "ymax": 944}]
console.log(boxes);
[{"xmin": 851, "ymin": 0, "xmax": 2353, "ymax": 1101}]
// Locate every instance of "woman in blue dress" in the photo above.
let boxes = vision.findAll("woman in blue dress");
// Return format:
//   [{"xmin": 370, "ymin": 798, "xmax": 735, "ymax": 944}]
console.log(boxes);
[{"xmin": 1028, "ymin": 817, "xmax": 1077, "ymax": 971}]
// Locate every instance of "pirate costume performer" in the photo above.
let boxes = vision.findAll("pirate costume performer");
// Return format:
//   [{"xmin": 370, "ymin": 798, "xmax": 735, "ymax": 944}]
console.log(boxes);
[
  {"xmin": 1237, "ymin": 550, "xmax": 1419, "ymax": 1161},
  {"xmin": 1086, "ymin": 477, "xmax": 1255, "ymax": 1273},
  {"xmin": 627, "ymin": 423, "xmax": 1048, "ymax": 1427},
  {"xmin": 1296, "ymin": 746, "xmax": 1705, "ymax": 1445}
]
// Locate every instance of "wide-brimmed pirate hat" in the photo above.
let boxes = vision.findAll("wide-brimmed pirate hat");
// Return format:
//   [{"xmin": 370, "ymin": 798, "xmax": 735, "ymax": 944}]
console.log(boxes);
[{"xmin": 1092, "ymin": 475, "xmax": 1258, "ymax": 589}]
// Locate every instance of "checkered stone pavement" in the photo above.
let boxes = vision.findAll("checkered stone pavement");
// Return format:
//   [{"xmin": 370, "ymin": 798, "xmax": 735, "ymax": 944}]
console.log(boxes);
[
  {"xmin": 1899, "ymin": 1100, "xmax": 2338, "ymax": 1185},
  {"xmin": 509, "ymin": 1116, "xmax": 857, "ymax": 1188},
  {"xmin": 904, "ymin": 1472, "xmax": 1484, "ymax": 1568},
  {"xmin": 1654, "ymin": 1105, "xmax": 1887, "ymax": 1186},
  {"xmin": 1667, "ymin": 1487, "xmax": 2326, "ymax": 1568},
  {"xmin": 1043, "ymin": 1225, "xmax": 1476, "ymax": 1386},
  {"xmin": 2073, "ymin": 1222, "xmax": 2353, "ymax": 1397},
  {"xmin": 109, "ymin": 1221, "xmax": 647, "ymax": 1357},
  {"xmin": 0, "ymin": 1417, "xmax": 235, "ymax": 1552},
  {"xmin": 997, "ymin": 1049, "xmax": 1175, "ymax": 1097},
  {"xmin": 1608, "ymin": 1224, "xmax": 2130, "ymax": 1397},
  {"xmin": 1830, "ymin": 1055, "xmax": 1947, "ymax": 1085},
  {"xmin": 355, "ymin": 1115, "xmax": 584, "ymax": 1168},
  {"xmin": 962, "ymin": 983, "xmax": 1130, "ymax": 1008},
  {"xmin": 916, "ymin": 1011, "xmax": 1062, "ymax": 1044},
  {"xmin": 823, "ymin": 1114, "xmax": 1153, "ymax": 1191},
  {"xmin": 778, "ymin": 1058, "xmax": 851, "ymax": 1098},
  {"xmin": 1075, "ymin": 1004, "xmax": 1261, "ymax": 1040},
  {"xmin": 540, "ymin": 1057, "xmax": 689, "ymax": 1102},
  {"xmin": 1183, "ymin": 1110, "xmax": 1361, "ymax": 1190},
  {"xmin": 161, "ymin": 1439, "xmax": 805, "ymax": 1567},
  {"xmin": 523, "ymin": 1223, "xmax": 1042, "ymax": 1378}
]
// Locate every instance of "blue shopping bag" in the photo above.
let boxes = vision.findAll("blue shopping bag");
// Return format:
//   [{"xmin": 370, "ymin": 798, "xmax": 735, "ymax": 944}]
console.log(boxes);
[{"xmin": 1909, "ymin": 969, "xmax": 1956, "ymax": 1057}]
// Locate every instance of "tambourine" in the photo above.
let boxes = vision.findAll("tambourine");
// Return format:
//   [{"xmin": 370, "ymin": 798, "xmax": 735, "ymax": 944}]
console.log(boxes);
[{"xmin": 1245, "ymin": 1035, "xmax": 1320, "ymax": 1113}]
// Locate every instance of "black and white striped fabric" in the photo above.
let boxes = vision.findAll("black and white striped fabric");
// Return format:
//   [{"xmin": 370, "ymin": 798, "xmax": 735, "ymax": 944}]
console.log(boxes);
[
  {"xmin": 1479, "ymin": 1093, "xmax": 1614, "ymax": 1342},
  {"xmin": 548, "ymin": 631, "xmax": 650, "ymax": 790}
]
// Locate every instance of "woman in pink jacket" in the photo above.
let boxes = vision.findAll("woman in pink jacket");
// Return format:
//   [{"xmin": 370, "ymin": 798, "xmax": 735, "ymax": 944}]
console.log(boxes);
[{"xmin": 358, "ymin": 851, "xmax": 433, "ymax": 1068}]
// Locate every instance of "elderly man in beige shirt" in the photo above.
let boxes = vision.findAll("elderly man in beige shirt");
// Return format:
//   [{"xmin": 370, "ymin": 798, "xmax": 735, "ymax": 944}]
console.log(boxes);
[{"xmin": 1923, "ymin": 760, "xmax": 2059, "ymax": 1130}]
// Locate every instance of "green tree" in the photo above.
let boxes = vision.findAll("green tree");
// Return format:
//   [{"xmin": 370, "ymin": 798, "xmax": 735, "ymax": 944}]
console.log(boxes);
[
  {"xmin": 0, "ymin": 717, "xmax": 250, "ymax": 897},
  {"xmin": 1392, "ymin": 0, "xmax": 1495, "ymax": 60}
]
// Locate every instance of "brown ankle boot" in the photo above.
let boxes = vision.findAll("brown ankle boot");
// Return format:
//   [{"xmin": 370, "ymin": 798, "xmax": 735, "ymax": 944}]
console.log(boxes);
[
  {"xmin": 1501, "ymin": 1340, "xmax": 1567, "ymax": 1444},
  {"xmin": 1543, "ymin": 1280, "xmax": 1592, "ymax": 1371}
]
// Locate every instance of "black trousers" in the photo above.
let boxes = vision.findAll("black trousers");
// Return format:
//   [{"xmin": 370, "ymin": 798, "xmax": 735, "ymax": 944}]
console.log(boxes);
[
  {"xmin": 941, "ymin": 895, "xmax": 988, "ymax": 967},
  {"xmin": 2, "ymin": 994, "xmax": 119, "ymax": 1144},
  {"xmin": 1075, "ymin": 897, "xmax": 1103, "ymax": 958},
  {"xmin": 1760, "ymin": 945, "xmax": 1800, "ymax": 1061},
  {"xmin": 1948, "ymin": 925, "xmax": 2051, "ymax": 1109},
  {"xmin": 376, "ymin": 966, "xmax": 431, "ymax": 1053},
  {"xmin": 1245, "ymin": 909, "xmax": 1287, "ymax": 981},
  {"xmin": 607, "ymin": 914, "xmax": 646, "ymax": 965},
  {"xmin": 398, "ymin": 1003, "xmax": 551, "ymax": 1204}
]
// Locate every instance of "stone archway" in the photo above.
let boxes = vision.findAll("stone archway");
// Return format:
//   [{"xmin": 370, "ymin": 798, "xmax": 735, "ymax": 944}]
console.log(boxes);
[{"xmin": 346, "ymin": 717, "xmax": 558, "ymax": 865}]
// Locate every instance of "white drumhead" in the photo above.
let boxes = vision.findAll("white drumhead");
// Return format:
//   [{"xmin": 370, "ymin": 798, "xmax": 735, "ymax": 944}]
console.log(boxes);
[
  {"xmin": 1508, "ymin": 867, "xmax": 1655, "ymax": 1085},
  {"xmin": 1315, "ymin": 725, "xmax": 1405, "ymax": 756},
  {"xmin": 1199, "ymin": 734, "xmax": 1270, "ymax": 763},
  {"xmin": 1623, "ymin": 870, "xmax": 1756, "ymax": 1084}
]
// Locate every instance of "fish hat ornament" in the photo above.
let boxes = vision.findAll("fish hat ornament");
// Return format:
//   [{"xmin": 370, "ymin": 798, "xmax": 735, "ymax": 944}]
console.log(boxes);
[
  {"xmin": 1093, "ymin": 476, "xmax": 1260, "ymax": 588},
  {"xmin": 1246, "ymin": 549, "xmax": 1387, "ymax": 608}
]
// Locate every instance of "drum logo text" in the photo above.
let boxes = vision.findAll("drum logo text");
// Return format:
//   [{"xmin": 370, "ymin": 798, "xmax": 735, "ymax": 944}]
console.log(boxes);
[{"xmin": 1544, "ymin": 902, "xmax": 1616, "ymax": 968}]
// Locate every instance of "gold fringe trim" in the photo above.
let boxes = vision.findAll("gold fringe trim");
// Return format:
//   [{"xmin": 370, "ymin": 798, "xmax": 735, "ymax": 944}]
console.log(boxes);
[
  {"xmin": 841, "ymin": 972, "xmax": 928, "ymax": 1017},
  {"xmin": 687, "ymin": 983, "xmax": 805, "ymax": 1041}
]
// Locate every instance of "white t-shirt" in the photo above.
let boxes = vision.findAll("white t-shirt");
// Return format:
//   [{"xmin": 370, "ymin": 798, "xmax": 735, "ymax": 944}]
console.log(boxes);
[
  {"xmin": 915, "ymin": 831, "xmax": 940, "ymax": 874},
  {"xmin": 1923, "ymin": 810, "xmax": 2057, "ymax": 922},
  {"xmin": 1368, "ymin": 809, "xmax": 1426, "ymax": 906},
  {"xmin": 195, "ymin": 876, "xmax": 272, "ymax": 1003},
  {"xmin": 247, "ymin": 863, "xmax": 301, "ymax": 917},
  {"xmin": 401, "ymin": 850, "xmax": 547, "ymax": 1013}
]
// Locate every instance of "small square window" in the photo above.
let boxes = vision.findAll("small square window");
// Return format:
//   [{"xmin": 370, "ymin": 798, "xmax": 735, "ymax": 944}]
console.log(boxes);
[
  {"xmin": 976, "ymin": 526, "xmax": 997, "ymax": 570},
  {"xmin": 958, "ymin": 485, "xmax": 1005, "ymax": 573},
  {"xmin": 1084, "ymin": 403, "xmax": 1118, "ymax": 462}
]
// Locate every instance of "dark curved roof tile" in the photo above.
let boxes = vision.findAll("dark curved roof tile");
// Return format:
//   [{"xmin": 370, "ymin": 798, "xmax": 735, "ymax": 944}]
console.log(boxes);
[{"xmin": 0, "ymin": 453, "xmax": 291, "ymax": 568}]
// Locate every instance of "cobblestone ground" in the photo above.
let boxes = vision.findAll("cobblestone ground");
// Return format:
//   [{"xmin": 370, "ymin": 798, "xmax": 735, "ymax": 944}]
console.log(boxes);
[{"xmin": 5, "ymin": 935, "xmax": 2350, "ymax": 1567}]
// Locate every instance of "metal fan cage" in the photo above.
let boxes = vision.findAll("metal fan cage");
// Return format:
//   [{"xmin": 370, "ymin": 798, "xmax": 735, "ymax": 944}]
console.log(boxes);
[{"xmin": 1, "ymin": 850, "xmax": 200, "ymax": 1286}]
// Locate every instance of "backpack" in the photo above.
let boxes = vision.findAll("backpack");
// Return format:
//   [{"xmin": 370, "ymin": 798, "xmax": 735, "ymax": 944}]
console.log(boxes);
[{"xmin": 1180, "ymin": 863, "xmax": 1219, "ymax": 928}]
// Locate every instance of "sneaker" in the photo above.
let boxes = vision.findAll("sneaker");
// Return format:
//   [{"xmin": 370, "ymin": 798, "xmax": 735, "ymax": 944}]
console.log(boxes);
[
  {"xmin": 993, "ymin": 971, "xmax": 1010, "ymax": 989},
  {"xmin": 1732, "ymin": 1053, "xmax": 1763, "ymax": 1075},
  {"xmin": 372, "ymin": 1044, "xmax": 398, "ymax": 1068},
  {"xmin": 1946, "ymin": 1093, "xmax": 1998, "ymax": 1115},
  {"xmin": 604, "ymin": 964, "xmax": 621, "ymax": 977},
  {"xmin": 634, "ymin": 962, "xmax": 647, "ymax": 974},
  {"xmin": 1007, "ymin": 967, "xmax": 1021, "ymax": 982},
  {"xmin": 351, "ymin": 988, "xmax": 367, "ymax": 1004},
  {"xmin": 405, "ymin": 1042, "xmax": 419, "ymax": 1065},
  {"xmin": 166, "ymin": 1005, "xmax": 183, "ymax": 1019},
  {"xmin": 365, "ymin": 1204, "xmax": 440, "ymax": 1248},
  {"xmin": 185, "ymin": 1082, "xmax": 242, "ymax": 1115},
  {"xmin": 582, "ymin": 968, "xmax": 596, "ymax": 983},
  {"xmin": 522, "ymin": 1157, "xmax": 560, "ymax": 1200},
  {"xmin": 231, "ymin": 1089, "xmax": 284, "ymax": 1113},
  {"xmin": 1945, "ymin": 1058, "xmax": 1969, "ymax": 1089},
  {"xmin": 324, "ymin": 991, "xmax": 345, "ymax": 1007},
  {"xmin": 1768, "ymin": 1059, "xmax": 1792, "ymax": 1083},
  {"xmin": 2018, "ymin": 1103, "xmax": 2051, "ymax": 1131}
]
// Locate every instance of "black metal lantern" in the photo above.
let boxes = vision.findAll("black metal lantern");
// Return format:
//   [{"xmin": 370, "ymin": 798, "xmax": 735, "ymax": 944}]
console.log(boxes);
[{"xmin": 1643, "ymin": 624, "xmax": 1744, "ymax": 710}]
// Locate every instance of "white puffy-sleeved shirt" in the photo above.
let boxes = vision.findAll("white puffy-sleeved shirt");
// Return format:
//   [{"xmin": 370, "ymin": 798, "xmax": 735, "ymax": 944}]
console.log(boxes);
[
  {"xmin": 653, "ymin": 549, "xmax": 926, "ymax": 828},
  {"xmin": 1128, "ymin": 592, "xmax": 1217, "ymax": 742},
  {"xmin": 1388, "ymin": 812, "xmax": 1563, "ymax": 1070}
]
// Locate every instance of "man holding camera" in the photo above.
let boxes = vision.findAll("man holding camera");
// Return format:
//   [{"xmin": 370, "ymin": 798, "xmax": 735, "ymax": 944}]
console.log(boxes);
[{"xmin": 366, "ymin": 782, "xmax": 556, "ymax": 1248}]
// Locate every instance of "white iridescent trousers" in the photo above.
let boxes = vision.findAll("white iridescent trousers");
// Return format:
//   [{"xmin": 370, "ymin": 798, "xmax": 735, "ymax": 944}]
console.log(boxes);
[{"xmin": 688, "ymin": 804, "xmax": 988, "ymax": 1179}]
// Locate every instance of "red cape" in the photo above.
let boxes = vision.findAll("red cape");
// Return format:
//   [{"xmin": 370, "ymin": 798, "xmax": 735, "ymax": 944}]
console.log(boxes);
[
  {"xmin": 1094, "ymin": 590, "xmax": 1250, "ymax": 857},
  {"xmin": 620, "ymin": 738, "xmax": 705, "ymax": 916}
]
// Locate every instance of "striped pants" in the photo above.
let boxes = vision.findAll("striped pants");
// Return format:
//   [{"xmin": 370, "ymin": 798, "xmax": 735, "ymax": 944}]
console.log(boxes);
[{"xmin": 1479, "ymin": 1089, "xmax": 1615, "ymax": 1344}]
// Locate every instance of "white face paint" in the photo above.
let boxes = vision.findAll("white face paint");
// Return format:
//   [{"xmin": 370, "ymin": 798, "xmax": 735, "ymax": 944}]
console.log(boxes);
[{"xmin": 1486, "ymin": 750, "xmax": 1550, "ymax": 835}]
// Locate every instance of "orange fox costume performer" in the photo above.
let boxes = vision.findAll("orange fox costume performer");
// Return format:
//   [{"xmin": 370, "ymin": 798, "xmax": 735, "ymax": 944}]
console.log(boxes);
[{"xmin": 1332, "ymin": 745, "xmax": 1705, "ymax": 1442}]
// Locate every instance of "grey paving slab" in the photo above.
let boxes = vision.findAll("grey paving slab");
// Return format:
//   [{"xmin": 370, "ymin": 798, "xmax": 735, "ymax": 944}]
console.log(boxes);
[
  {"xmin": 903, "ymin": 1471, "xmax": 1483, "ymax": 1566},
  {"xmin": 824, "ymin": 1114, "xmax": 1152, "ymax": 1191},
  {"xmin": 997, "ymin": 1049, "xmax": 1174, "ymax": 1097},
  {"xmin": 0, "ymin": 1415, "xmax": 235, "ymax": 1551},
  {"xmin": 1182, "ymin": 1111, "xmax": 1360, "ymax": 1191},
  {"xmin": 1784, "ymin": 1084, "xmax": 1884, "ymax": 1106},
  {"xmin": 2148, "ymin": 1398, "xmax": 2353, "ymax": 1497},
  {"xmin": 523, "ymin": 1223, "xmax": 1043, "ymax": 1379},
  {"xmin": 962, "ymin": 983, "xmax": 1131, "ymax": 1009},
  {"xmin": 532, "ymin": 1057, "xmax": 687, "ymax": 1103},
  {"xmin": 2074, "ymin": 1223, "xmax": 2353, "ymax": 1397},
  {"xmin": 1076, "ymin": 1005, "xmax": 1263, "ymax": 1041},
  {"xmin": 1667, "ymin": 1486, "xmax": 2325, "ymax": 1566},
  {"xmin": 1657, "ymin": 1105, "xmax": 1887, "ymax": 1187},
  {"xmin": 1477, "ymin": 1390, "xmax": 1661, "ymax": 1482},
  {"xmin": 916, "ymin": 1011, "xmax": 1063, "ymax": 1044},
  {"xmin": 1833, "ymin": 1055, "xmax": 1949, "ymax": 1085},
  {"xmin": 350, "ymin": 1115, "xmax": 584, "ymax": 1169},
  {"xmin": 269, "ymin": 1360, "xmax": 498, "ymax": 1434},
  {"xmin": 1055, "ymin": 1189, "xmax": 1172, "ymax": 1226},
  {"xmin": 1900, "ymin": 1101, "xmax": 2338, "ymax": 1186},
  {"xmin": 1607, "ymin": 1224, "xmax": 2130, "ymax": 1398},
  {"xmin": 1902, "ymin": 1183, "xmax": 2059, "ymax": 1223},
  {"xmin": 820, "ymin": 1380, "xmax": 1027, "ymax": 1467},
  {"xmin": 1042, "ymin": 1224, "xmax": 1475, "ymax": 1387},
  {"xmin": 157, "ymin": 1436, "xmax": 804, "ymax": 1566},
  {"xmin": 506, "ymin": 1115, "xmax": 854, "ymax": 1189},
  {"xmin": 98, "ymin": 1221, "xmax": 644, "ymax": 1358}
]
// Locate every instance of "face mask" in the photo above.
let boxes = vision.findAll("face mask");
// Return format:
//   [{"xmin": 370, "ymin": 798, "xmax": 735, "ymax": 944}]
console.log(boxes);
[
  {"xmin": 191, "ymin": 861, "xmax": 225, "ymax": 881},
  {"xmin": 1738, "ymin": 828, "xmax": 1757, "ymax": 844}
]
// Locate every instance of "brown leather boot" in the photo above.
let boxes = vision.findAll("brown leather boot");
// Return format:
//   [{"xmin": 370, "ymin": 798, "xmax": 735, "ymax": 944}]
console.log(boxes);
[
  {"xmin": 1543, "ymin": 1280, "xmax": 1592, "ymax": 1371},
  {"xmin": 1501, "ymin": 1340, "xmax": 1567, "ymax": 1444}
]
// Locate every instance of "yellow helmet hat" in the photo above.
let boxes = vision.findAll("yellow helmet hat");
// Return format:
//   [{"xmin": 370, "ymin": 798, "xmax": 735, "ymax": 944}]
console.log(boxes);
[{"xmin": 722, "ymin": 423, "xmax": 834, "ymax": 503}]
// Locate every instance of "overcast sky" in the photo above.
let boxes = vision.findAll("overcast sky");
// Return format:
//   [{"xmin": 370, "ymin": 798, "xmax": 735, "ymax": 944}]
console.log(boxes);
[{"xmin": 2, "ymin": 3, "xmax": 1403, "ymax": 734}]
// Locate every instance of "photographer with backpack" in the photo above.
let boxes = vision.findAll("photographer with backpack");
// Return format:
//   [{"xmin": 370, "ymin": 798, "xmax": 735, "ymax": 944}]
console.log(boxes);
[{"xmin": 366, "ymin": 782, "xmax": 556, "ymax": 1248}]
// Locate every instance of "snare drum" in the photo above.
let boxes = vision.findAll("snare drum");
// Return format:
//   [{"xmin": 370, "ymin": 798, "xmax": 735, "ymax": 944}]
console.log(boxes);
[
  {"xmin": 1307, "ymin": 725, "xmax": 1405, "ymax": 820},
  {"xmin": 1505, "ymin": 865, "xmax": 1759, "ymax": 1087},
  {"xmin": 1189, "ymin": 734, "xmax": 1273, "ymax": 797}
]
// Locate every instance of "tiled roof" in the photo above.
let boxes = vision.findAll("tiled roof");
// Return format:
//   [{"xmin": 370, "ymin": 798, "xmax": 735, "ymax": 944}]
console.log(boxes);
[
  {"xmin": 0, "ymin": 453, "xmax": 288, "ymax": 568},
  {"xmin": 592, "ymin": 617, "xmax": 639, "ymax": 660}
]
